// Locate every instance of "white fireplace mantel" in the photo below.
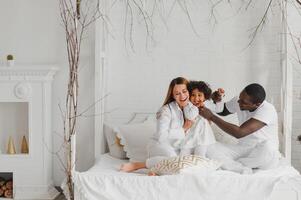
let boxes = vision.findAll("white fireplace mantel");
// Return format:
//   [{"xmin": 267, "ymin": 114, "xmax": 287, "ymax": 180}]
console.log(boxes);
[
  {"xmin": 0, "ymin": 65, "xmax": 59, "ymax": 199},
  {"xmin": 0, "ymin": 65, "xmax": 59, "ymax": 81}
]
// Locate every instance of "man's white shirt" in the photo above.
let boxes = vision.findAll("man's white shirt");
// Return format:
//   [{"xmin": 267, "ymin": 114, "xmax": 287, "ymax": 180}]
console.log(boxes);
[{"xmin": 225, "ymin": 97, "xmax": 279, "ymax": 150}]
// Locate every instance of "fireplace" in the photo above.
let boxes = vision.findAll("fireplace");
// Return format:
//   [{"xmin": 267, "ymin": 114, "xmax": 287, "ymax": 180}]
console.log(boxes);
[{"xmin": 0, "ymin": 65, "xmax": 59, "ymax": 199}]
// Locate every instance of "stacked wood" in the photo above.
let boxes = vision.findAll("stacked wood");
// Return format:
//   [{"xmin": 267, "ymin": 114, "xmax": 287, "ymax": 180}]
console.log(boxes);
[{"xmin": 0, "ymin": 179, "xmax": 13, "ymax": 198}]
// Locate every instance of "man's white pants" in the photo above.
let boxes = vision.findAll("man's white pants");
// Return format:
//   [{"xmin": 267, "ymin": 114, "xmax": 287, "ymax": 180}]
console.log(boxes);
[{"xmin": 207, "ymin": 141, "xmax": 280, "ymax": 173}]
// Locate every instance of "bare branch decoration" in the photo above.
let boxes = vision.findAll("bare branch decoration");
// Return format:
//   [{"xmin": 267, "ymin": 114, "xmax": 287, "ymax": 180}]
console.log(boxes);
[
  {"xmin": 59, "ymin": 0, "xmax": 102, "ymax": 199},
  {"xmin": 246, "ymin": 0, "xmax": 274, "ymax": 48}
]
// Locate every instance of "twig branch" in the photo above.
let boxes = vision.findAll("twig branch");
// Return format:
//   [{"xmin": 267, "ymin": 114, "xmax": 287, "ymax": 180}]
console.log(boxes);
[{"xmin": 246, "ymin": 0, "xmax": 274, "ymax": 48}]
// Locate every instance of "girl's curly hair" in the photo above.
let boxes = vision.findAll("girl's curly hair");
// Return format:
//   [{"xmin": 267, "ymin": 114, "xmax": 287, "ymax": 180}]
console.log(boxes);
[{"xmin": 188, "ymin": 81, "xmax": 212, "ymax": 100}]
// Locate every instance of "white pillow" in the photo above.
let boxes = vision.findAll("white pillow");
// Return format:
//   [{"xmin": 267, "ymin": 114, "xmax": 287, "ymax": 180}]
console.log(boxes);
[
  {"xmin": 211, "ymin": 113, "xmax": 239, "ymax": 145},
  {"xmin": 115, "ymin": 119, "xmax": 156, "ymax": 162},
  {"xmin": 211, "ymin": 123, "xmax": 238, "ymax": 145},
  {"xmin": 104, "ymin": 123, "xmax": 127, "ymax": 159},
  {"xmin": 150, "ymin": 155, "xmax": 221, "ymax": 175}
]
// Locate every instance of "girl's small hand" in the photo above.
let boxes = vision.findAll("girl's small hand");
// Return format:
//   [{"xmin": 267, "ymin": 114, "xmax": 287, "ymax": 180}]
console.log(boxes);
[
  {"xmin": 217, "ymin": 88, "xmax": 225, "ymax": 96},
  {"xmin": 211, "ymin": 88, "xmax": 225, "ymax": 103},
  {"xmin": 183, "ymin": 119, "xmax": 194, "ymax": 133}
]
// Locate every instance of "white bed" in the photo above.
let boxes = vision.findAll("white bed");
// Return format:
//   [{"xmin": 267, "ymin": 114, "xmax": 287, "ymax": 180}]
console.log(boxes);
[
  {"xmin": 74, "ymin": 153, "xmax": 301, "ymax": 200},
  {"xmin": 71, "ymin": 36, "xmax": 301, "ymax": 199},
  {"xmin": 72, "ymin": 108, "xmax": 301, "ymax": 200}
]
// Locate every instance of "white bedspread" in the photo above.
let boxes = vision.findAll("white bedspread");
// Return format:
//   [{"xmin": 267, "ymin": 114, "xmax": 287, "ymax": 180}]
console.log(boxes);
[{"xmin": 74, "ymin": 154, "xmax": 301, "ymax": 200}]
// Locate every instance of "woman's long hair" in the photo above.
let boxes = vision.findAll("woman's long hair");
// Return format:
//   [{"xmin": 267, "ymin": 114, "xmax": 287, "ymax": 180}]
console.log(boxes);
[{"xmin": 162, "ymin": 77, "xmax": 189, "ymax": 106}]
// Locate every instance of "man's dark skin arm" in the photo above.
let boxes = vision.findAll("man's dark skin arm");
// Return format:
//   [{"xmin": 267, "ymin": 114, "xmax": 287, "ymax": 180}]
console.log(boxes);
[{"xmin": 200, "ymin": 107, "xmax": 266, "ymax": 138}]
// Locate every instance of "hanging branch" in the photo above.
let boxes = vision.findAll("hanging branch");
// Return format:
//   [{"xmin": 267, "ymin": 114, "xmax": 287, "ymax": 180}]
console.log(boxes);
[
  {"xmin": 208, "ymin": 0, "xmax": 223, "ymax": 26},
  {"xmin": 237, "ymin": 0, "xmax": 301, "ymax": 52},
  {"xmin": 122, "ymin": 0, "xmax": 209, "ymax": 52},
  {"xmin": 176, "ymin": 0, "xmax": 200, "ymax": 37},
  {"xmin": 123, "ymin": 0, "xmax": 154, "ymax": 52},
  {"xmin": 246, "ymin": 0, "xmax": 274, "ymax": 48}
]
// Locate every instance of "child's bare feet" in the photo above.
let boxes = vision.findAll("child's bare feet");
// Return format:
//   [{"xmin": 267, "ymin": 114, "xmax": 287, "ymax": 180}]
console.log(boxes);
[
  {"xmin": 120, "ymin": 162, "xmax": 146, "ymax": 172},
  {"xmin": 148, "ymin": 171, "xmax": 157, "ymax": 176}
]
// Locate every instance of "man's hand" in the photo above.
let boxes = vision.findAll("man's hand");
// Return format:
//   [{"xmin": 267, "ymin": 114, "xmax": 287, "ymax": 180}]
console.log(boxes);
[
  {"xmin": 183, "ymin": 119, "xmax": 194, "ymax": 133},
  {"xmin": 199, "ymin": 107, "xmax": 214, "ymax": 120},
  {"xmin": 211, "ymin": 88, "xmax": 225, "ymax": 103}
]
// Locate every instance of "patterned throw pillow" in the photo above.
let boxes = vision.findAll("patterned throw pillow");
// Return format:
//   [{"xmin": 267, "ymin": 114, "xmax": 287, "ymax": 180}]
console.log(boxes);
[{"xmin": 150, "ymin": 155, "xmax": 221, "ymax": 175}]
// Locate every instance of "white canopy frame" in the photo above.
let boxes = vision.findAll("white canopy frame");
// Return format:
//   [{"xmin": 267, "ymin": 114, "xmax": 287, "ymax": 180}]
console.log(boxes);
[{"xmin": 91, "ymin": 3, "xmax": 293, "ymax": 163}]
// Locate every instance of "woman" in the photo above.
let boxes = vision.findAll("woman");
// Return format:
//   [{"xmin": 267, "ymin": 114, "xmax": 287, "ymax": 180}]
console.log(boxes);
[{"xmin": 120, "ymin": 77, "xmax": 198, "ymax": 174}]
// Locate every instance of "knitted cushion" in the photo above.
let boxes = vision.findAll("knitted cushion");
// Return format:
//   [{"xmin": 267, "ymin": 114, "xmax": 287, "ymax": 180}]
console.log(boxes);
[{"xmin": 150, "ymin": 155, "xmax": 221, "ymax": 175}]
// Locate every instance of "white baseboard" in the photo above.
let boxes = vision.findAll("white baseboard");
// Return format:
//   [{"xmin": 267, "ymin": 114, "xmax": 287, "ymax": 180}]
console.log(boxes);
[{"xmin": 13, "ymin": 185, "xmax": 60, "ymax": 200}]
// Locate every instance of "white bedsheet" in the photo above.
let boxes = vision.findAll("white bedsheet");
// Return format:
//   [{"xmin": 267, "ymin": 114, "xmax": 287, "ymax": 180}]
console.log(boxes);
[{"xmin": 74, "ymin": 154, "xmax": 301, "ymax": 200}]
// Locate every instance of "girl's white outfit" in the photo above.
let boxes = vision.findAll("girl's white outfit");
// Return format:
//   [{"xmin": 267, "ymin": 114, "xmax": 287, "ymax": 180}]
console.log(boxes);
[
  {"xmin": 177, "ymin": 100, "xmax": 222, "ymax": 157},
  {"xmin": 176, "ymin": 116, "xmax": 216, "ymax": 157},
  {"xmin": 146, "ymin": 100, "xmax": 222, "ymax": 168}
]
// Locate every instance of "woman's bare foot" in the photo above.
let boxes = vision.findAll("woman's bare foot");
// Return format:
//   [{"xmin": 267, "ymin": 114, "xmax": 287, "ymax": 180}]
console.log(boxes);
[
  {"xmin": 148, "ymin": 171, "xmax": 158, "ymax": 176},
  {"xmin": 120, "ymin": 162, "xmax": 146, "ymax": 172},
  {"xmin": 120, "ymin": 163, "xmax": 136, "ymax": 172}
]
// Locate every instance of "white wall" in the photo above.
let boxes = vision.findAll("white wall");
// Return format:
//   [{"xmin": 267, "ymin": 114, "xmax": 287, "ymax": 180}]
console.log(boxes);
[
  {"xmin": 103, "ymin": 1, "xmax": 283, "ymax": 126},
  {"xmin": 100, "ymin": 0, "xmax": 291, "ymax": 156},
  {"xmin": 0, "ymin": 0, "xmax": 95, "ymax": 185}
]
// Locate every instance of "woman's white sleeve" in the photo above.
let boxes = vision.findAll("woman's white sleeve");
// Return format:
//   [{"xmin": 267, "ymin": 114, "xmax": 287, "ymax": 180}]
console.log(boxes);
[
  {"xmin": 183, "ymin": 102, "xmax": 199, "ymax": 120},
  {"xmin": 155, "ymin": 106, "xmax": 185, "ymax": 142}
]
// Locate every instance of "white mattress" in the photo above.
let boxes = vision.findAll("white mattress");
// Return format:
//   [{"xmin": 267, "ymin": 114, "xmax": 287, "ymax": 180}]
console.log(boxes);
[{"xmin": 74, "ymin": 154, "xmax": 301, "ymax": 200}]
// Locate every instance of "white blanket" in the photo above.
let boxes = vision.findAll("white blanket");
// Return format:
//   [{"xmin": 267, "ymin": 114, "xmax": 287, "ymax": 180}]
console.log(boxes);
[{"xmin": 74, "ymin": 154, "xmax": 301, "ymax": 200}]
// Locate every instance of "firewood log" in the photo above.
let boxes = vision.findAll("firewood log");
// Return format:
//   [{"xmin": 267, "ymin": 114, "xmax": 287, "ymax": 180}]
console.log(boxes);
[
  {"xmin": 0, "ymin": 188, "xmax": 3, "ymax": 196},
  {"xmin": 0, "ymin": 180, "xmax": 5, "ymax": 187},
  {"xmin": 6, "ymin": 180, "xmax": 12, "ymax": 190},
  {"xmin": 4, "ymin": 189, "xmax": 12, "ymax": 198}
]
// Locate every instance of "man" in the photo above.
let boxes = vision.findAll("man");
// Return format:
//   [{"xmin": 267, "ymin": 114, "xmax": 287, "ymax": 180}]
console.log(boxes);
[{"xmin": 200, "ymin": 83, "xmax": 280, "ymax": 173}]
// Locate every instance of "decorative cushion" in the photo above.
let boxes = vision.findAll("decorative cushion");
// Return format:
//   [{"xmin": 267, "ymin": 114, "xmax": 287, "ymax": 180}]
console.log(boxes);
[
  {"xmin": 104, "ymin": 123, "xmax": 127, "ymax": 159},
  {"xmin": 150, "ymin": 155, "xmax": 222, "ymax": 175},
  {"xmin": 211, "ymin": 123, "xmax": 238, "ymax": 145},
  {"xmin": 115, "ymin": 136, "xmax": 123, "ymax": 147},
  {"xmin": 211, "ymin": 114, "xmax": 239, "ymax": 145},
  {"xmin": 115, "ymin": 119, "xmax": 156, "ymax": 162}
]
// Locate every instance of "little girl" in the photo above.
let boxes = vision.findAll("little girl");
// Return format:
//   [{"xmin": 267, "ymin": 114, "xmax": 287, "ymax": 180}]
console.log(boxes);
[{"xmin": 178, "ymin": 81, "xmax": 224, "ymax": 157}]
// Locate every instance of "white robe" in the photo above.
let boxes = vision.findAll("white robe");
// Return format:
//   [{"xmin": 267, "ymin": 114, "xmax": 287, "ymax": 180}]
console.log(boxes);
[
  {"xmin": 146, "ymin": 101, "xmax": 198, "ymax": 168},
  {"xmin": 174, "ymin": 116, "xmax": 216, "ymax": 149},
  {"xmin": 146, "ymin": 100, "xmax": 222, "ymax": 168}
]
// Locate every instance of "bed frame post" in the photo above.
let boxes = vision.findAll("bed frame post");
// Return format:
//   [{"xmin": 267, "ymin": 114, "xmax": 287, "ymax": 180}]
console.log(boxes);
[
  {"xmin": 281, "ymin": 1, "xmax": 292, "ymax": 164},
  {"xmin": 282, "ymin": 60, "xmax": 293, "ymax": 164},
  {"xmin": 94, "ymin": 1, "xmax": 108, "ymax": 159}
]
